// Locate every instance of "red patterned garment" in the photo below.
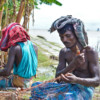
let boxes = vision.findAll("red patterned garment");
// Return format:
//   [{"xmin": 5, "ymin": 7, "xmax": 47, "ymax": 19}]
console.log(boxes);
[{"xmin": 0, "ymin": 23, "xmax": 30, "ymax": 51}]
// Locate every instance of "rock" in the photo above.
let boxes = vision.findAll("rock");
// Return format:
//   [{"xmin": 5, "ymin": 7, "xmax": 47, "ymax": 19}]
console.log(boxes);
[
  {"xmin": 37, "ymin": 35, "xmax": 47, "ymax": 41},
  {"xmin": 50, "ymin": 55, "xmax": 58, "ymax": 61}
]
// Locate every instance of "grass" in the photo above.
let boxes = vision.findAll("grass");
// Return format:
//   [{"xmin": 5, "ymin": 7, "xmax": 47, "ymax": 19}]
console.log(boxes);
[
  {"xmin": 93, "ymin": 86, "xmax": 100, "ymax": 99},
  {"xmin": 48, "ymin": 41, "xmax": 62, "ymax": 48},
  {"xmin": 30, "ymin": 36, "xmax": 58, "ymax": 67},
  {"xmin": 38, "ymin": 47, "xmax": 57, "ymax": 67},
  {"xmin": 18, "ymin": 93, "xmax": 31, "ymax": 100},
  {"xmin": 23, "ymin": 36, "xmax": 100, "ymax": 99},
  {"xmin": 1, "ymin": 35, "xmax": 100, "ymax": 99},
  {"xmin": 33, "ymin": 73, "xmax": 55, "ymax": 82}
]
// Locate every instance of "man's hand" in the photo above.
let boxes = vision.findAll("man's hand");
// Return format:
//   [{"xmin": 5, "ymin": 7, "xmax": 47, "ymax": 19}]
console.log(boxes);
[
  {"xmin": 74, "ymin": 53, "xmax": 85, "ymax": 67},
  {"xmin": 56, "ymin": 53, "xmax": 85, "ymax": 78},
  {"xmin": 61, "ymin": 73, "xmax": 78, "ymax": 83}
]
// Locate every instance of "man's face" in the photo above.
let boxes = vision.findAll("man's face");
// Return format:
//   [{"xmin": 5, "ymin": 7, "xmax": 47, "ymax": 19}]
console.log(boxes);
[{"xmin": 59, "ymin": 30, "xmax": 77, "ymax": 48}]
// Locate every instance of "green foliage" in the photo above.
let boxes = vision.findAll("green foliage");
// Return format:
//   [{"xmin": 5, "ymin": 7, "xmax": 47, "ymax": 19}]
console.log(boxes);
[
  {"xmin": 8, "ymin": 0, "xmax": 13, "ymax": 15},
  {"xmin": 2, "ymin": 0, "xmax": 61, "ymax": 21},
  {"xmin": 16, "ymin": 0, "xmax": 21, "ymax": 10},
  {"xmin": 39, "ymin": 0, "xmax": 62, "ymax": 6},
  {"xmin": 2, "ymin": 0, "xmax": 20, "ymax": 26},
  {"xmin": 3, "ymin": 3, "xmax": 8, "ymax": 10},
  {"xmin": 1, "ymin": 0, "xmax": 62, "ymax": 29},
  {"xmin": 34, "ymin": 0, "xmax": 62, "ymax": 8},
  {"xmin": 0, "ymin": 5, "xmax": 3, "ymax": 11},
  {"xmin": 2, "ymin": 0, "xmax": 62, "ymax": 19},
  {"xmin": 0, "ymin": 0, "xmax": 4, "ymax": 11},
  {"xmin": 34, "ymin": 0, "xmax": 40, "ymax": 9}
]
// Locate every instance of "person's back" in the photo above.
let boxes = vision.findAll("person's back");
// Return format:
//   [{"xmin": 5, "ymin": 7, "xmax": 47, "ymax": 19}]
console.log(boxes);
[
  {"xmin": 14, "ymin": 41, "xmax": 38, "ymax": 67},
  {"xmin": 13, "ymin": 40, "xmax": 37, "ymax": 78},
  {"xmin": 12, "ymin": 40, "xmax": 37, "ymax": 88}
]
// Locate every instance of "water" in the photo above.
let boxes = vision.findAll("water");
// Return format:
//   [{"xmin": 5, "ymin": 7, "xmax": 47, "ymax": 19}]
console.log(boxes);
[
  {"xmin": 29, "ymin": 29, "xmax": 100, "ymax": 48},
  {"xmin": 29, "ymin": 29, "xmax": 63, "ymax": 45}
]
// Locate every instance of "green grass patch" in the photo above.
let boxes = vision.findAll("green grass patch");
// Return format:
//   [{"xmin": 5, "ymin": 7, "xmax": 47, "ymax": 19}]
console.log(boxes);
[
  {"xmin": 48, "ymin": 41, "xmax": 62, "ymax": 48},
  {"xmin": 38, "ymin": 50, "xmax": 56, "ymax": 67},
  {"xmin": 34, "ymin": 73, "xmax": 55, "ymax": 82}
]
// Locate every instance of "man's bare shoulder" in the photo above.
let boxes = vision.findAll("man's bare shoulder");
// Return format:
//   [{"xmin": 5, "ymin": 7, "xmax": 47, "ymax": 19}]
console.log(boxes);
[
  {"xmin": 85, "ymin": 46, "xmax": 98, "ymax": 54},
  {"xmin": 11, "ymin": 44, "xmax": 21, "ymax": 52},
  {"xmin": 85, "ymin": 46, "xmax": 99, "ymax": 62},
  {"xmin": 60, "ymin": 47, "xmax": 70, "ymax": 55}
]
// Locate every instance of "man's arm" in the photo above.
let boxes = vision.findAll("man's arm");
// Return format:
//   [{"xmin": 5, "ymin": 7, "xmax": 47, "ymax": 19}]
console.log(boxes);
[
  {"xmin": 0, "ymin": 46, "xmax": 16, "ymax": 76},
  {"xmin": 56, "ymin": 49, "xmax": 84, "ymax": 77},
  {"xmin": 56, "ymin": 48, "xmax": 66, "ymax": 78},
  {"xmin": 61, "ymin": 48, "xmax": 100, "ymax": 87},
  {"xmin": 76, "ymin": 48, "xmax": 100, "ymax": 87}
]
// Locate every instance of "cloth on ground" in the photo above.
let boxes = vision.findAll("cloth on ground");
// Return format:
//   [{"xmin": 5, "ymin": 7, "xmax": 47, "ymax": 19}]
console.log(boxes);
[{"xmin": 30, "ymin": 82, "xmax": 94, "ymax": 100}]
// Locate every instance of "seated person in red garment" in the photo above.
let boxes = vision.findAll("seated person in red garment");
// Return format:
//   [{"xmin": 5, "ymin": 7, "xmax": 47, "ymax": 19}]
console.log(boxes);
[{"xmin": 0, "ymin": 23, "xmax": 38, "ymax": 89}]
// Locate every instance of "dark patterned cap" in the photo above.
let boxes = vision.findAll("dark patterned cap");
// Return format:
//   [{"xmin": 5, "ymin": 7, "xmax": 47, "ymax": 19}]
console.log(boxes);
[{"xmin": 49, "ymin": 15, "xmax": 88, "ymax": 47}]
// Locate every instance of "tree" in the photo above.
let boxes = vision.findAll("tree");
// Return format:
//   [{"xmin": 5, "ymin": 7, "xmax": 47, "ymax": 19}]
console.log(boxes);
[
  {"xmin": 16, "ymin": 0, "xmax": 25, "ymax": 23},
  {"xmin": 1, "ymin": 0, "xmax": 62, "ymax": 31},
  {"xmin": 0, "ymin": 0, "xmax": 62, "ymax": 66},
  {"xmin": 0, "ymin": 0, "xmax": 5, "ymax": 65},
  {"xmin": 0, "ymin": 0, "xmax": 5, "ymax": 32}
]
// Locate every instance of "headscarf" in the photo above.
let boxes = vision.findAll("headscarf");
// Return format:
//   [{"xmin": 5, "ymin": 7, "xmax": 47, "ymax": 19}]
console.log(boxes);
[
  {"xmin": 49, "ymin": 15, "xmax": 88, "ymax": 47},
  {"xmin": 0, "ymin": 23, "xmax": 30, "ymax": 51}
]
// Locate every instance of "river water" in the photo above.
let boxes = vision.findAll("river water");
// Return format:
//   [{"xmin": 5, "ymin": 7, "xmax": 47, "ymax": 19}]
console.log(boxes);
[{"xmin": 29, "ymin": 29, "xmax": 100, "ymax": 48}]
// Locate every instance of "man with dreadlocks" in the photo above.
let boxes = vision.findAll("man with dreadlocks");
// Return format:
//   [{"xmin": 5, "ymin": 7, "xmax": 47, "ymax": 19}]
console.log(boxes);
[
  {"xmin": 0, "ymin": 23, "xmax": 38, "ymax": 89},
  {"xmin": 30, "ymin": 15, "xmax": 99, "ymax": 100}
]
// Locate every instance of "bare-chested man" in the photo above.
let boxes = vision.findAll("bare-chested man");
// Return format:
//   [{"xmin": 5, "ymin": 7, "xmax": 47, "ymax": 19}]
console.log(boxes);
[
  {"xmin": 0, "ymin": 23, "xmax": 38, "ymax": 89},
  {"xmin": 55, "ymin": 22, "xmax": 99, "ymax": 87},
  {"xmin": 30, "ymin": 15, "xmax": 100, "ymax": 100}
]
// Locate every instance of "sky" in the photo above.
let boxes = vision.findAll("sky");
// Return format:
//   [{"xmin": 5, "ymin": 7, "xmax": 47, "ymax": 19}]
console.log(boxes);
[{"xmin": 29, "ymin": 0, "xmax": 100, "ymax": 30}]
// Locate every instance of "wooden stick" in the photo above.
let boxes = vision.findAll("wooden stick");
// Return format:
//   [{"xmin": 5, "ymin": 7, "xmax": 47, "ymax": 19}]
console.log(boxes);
[
  {"xmin": 19, "ymin": 73, "xmax": 69, "ymax": 93},
  {"xmin": 19, "ymin": 45, "xmax": 81, "ymax": 93}
]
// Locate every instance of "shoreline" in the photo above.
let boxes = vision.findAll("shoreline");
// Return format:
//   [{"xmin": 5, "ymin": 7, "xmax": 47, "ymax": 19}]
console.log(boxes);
[{"xmin": 29, "ymin": 29, "xmax": 100, "ymax": 47}]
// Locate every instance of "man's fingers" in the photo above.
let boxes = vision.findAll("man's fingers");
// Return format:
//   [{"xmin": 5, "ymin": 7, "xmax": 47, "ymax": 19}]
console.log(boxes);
[
  {"xmin": 61, "ymin": 74, "xmax": 65, "ymax": 78},
  {"xmin": 61, "ymin": 74, "xmax": 67, "ymax": 79},
  {"xmin": 79, "ymin": 53, "xmax": 84, "ymax": 58},
  {"xmin": 67, "ymin": 73, "xmax": 73, "ymax": 76},
  {"xmin": 61, "ymin": 74, "xmax": 69, "ymax": 81}
]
